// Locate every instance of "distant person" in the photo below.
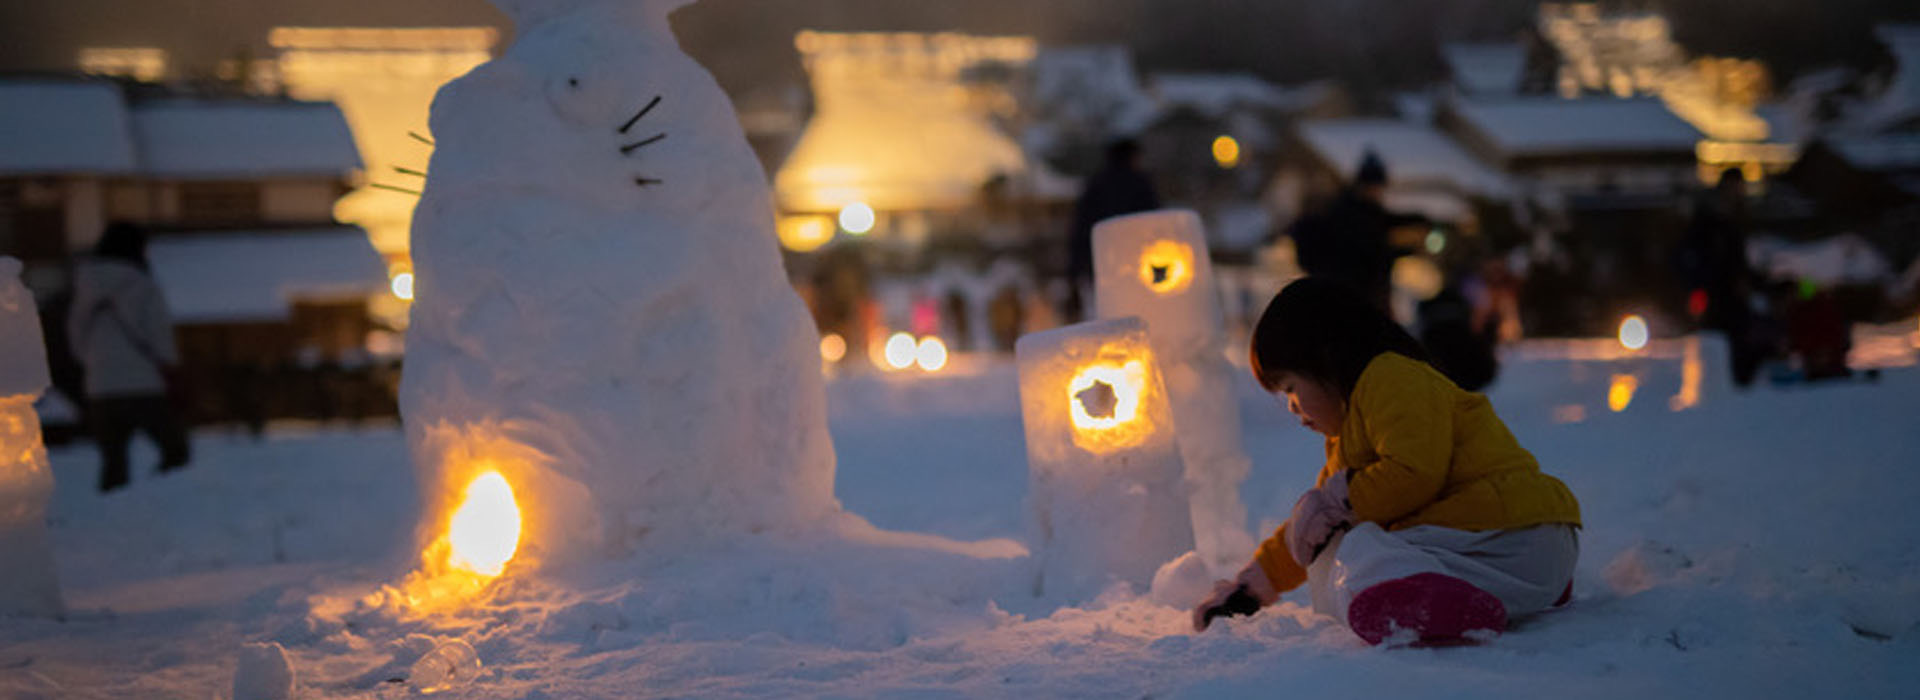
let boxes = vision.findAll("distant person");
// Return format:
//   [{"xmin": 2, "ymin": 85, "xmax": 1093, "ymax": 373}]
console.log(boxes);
[
  {"xmin": 1287, "ymin": 152, "xmax": 1424, "ymax": 312},
  {"xmin": 1066, "ymin": 138, "xmax": 1160, "ymax": 321},
  {"xmin": 1417, "ymin": 282, "xmax": 1500, "ymax": 391},
  {"xmin": 1681, "ymin": 170, "xmax": 1763, "ymax": 387},
  {"xmin": 67, "ymin": 222, "xmax": 190, "ymax": 492},
  {"xmin": 1193, "ymin": 278, "xmax": 1580, "ymax": 645}
]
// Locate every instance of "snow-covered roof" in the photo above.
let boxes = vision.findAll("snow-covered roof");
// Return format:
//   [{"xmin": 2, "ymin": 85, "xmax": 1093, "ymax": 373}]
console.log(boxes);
[
  {"xmin": 148, "ymin": 227, "xmax": 388, "ymax": 323},
  {"xmin": 1826, "ymin": 134, "xmax": 1920, "ymax": 172},
  {"xmin": 1448, "ymin": 97, "xmax": 1701, "ymax": 159},
  {"xmin": 1850, "ymin": 24, "xmax": 1920, "ymax": 133},
  {"xmin": 1443, "ymin": 43, "xmax": 1526, "ymax": 96},
  {"xmin": 1749, "ymin": 233, "xmax": 1893, "ymax": 286},
  {"xmin": 0, "ymin": 80, "xmax": 138, "ymax": 176},
  {"xmin": 1148, "ymin": 73, "xmax": 1328, "ymax": 118},
  {"xmin": 1297, "ymin": 118, "xmax": 1513, "ymax": 199},
  {"xmin": 131, "ymin": 99, "xmax": 361, "ymax": 179}
]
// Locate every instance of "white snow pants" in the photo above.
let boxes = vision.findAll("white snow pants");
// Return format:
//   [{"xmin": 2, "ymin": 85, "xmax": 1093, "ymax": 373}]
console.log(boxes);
[{"xmin": 1306, "ymin": 522, "xmax": 1578, "ymax": 626}]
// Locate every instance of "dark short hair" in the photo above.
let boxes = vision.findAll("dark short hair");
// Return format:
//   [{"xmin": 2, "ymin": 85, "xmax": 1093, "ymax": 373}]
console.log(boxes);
[
  {"xmin": 93, "ymin": 221, "xmax": 150, "ymax": 269},
  {"xmin": 1250, "ymin": 277, "xmax": 1433, "ymax": 398},
  {"xmin": 1105, "ymin": 138, "xmax": 1141, "ymax": 166}
]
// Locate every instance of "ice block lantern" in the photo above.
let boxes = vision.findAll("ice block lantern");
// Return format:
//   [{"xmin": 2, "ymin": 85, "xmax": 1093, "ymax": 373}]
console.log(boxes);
[
  {"xmin": 0, "ymin": 257, "xmax": 63, "ymax": 618},
  {"xmin": 1016, "ymin": 317, "xmax": 1193, "ymax": 599},
  {"xmin": 1093, "ymin": 209, "xmax": 1255, "ymax": 576}
]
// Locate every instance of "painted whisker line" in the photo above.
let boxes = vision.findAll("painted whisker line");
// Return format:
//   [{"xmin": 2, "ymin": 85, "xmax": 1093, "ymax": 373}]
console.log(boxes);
[
  {"xmin": 634, "ymin": 177, "xmax": 664, "ymax": 187},
  {"xmin": 407, "ymin": 131, "xmax": 435, "ymax": 146},
  {"xmin": 393, "ymin": 166, "xmax": 429, "ymax": 178},
  {"xmin": 621, "ymin": 133, "xmax": 667, "ymax": 155},
  {"xmin": 371, "ymin": 183, "xmax": 423, "ymax": 196},
  {"xmin": 619, "ymin": 95, "xmax": 662, "ymax": 134}
]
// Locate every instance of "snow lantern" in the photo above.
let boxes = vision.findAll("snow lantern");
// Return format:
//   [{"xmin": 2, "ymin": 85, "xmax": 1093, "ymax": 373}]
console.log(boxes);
[
  {"xmin": 400, "ymin": 0, "xmax": 840, "ymax": 583},
  {"xmin": 1092, "ymin": 210, "xmax": 1255, "ymax": 576},
  {"xmin": 1016, "ymin": 317, "xmax": 1192, "ymax": 598},
  {"xmin": 0, "ymin": 257, "xmax": 63, "ymax": 618}
]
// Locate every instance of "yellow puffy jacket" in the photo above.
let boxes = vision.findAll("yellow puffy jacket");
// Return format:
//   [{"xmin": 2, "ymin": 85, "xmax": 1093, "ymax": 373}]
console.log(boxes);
[{"xmin": 1253, "ymin": 352, "xmax": 1581, "ymax": 594}]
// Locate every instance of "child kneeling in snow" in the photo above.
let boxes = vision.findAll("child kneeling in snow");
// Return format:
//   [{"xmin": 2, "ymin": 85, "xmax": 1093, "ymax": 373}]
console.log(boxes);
[{"xmin": 1193, "ymin": 278, "xmax": 1581, "ymax": 645}]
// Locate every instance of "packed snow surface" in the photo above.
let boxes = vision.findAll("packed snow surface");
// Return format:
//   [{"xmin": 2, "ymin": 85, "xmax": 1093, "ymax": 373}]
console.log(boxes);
[{"xmin": 4, "ymin": 338, "xmax": 1918, "ymax": 698}]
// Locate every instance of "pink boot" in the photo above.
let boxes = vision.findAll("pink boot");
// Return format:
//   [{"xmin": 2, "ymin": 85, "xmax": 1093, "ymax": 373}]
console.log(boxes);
[{"xmin": 1346, "ymin": 572, "xmax": 1507, "ymax": 646}]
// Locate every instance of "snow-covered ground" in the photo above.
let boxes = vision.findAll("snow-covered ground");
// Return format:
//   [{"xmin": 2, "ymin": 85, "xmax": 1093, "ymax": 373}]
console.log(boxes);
[{"xmin": 3, "ymin": 336, "xmax": 1919, "ymax": 699}]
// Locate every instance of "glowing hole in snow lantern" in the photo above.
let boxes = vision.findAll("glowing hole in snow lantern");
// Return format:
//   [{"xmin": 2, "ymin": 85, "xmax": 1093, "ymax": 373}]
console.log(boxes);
[
  {"xmin": 446, "ymin": 471, "xmax": 521, "ymax": 578},
  {"xmin": 778, "ymin": 215, "xmax": 836, "ymax": 252},
  {"xmin": 1670, "ymin": 335, "xmax": 1703, "ymax": 412},
  {"xmin": 392, "ymin": 272, "xmax": 416, "ymax": 301},
  {"xmin": 1211, "ymin": 135, "xmax": 1241, "ymax": 169},
  {"xmin": 1618, "ymin": 315, "xmax": 1650, "ymax": 351},
  {"xmin": 838, "ymin": 202, "xmax": 876, "ymax": 235},
  {"xmin": 1066, "ymin": 360, "xmax": 1148, "ymax": 446},
  {"xmin": 1136, "ymin": 240, "xmax": 1194, "ymax": 295},
  {"xmin": 883, "ymin": 332, "xmax": 917, "ymax": 370},
  {"xmin": 915, "ymin": 337, "xmax": 948, "ymax": 372},
  {"xmin": 1608, "ymin": 374, "xmax": 1639, "ymax": 413},
  {"xmin": 819, "ymin": 333, "xmax": 848, "ymax": 363}
]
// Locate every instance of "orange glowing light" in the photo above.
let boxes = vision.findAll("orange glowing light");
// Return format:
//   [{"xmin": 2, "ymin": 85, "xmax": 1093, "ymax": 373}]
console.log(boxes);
[
  {"xmin": 1137, "ymin": 240, "xmax": 1194, "ymax": 295},
  {"xmin": 1608, "ymin": 374, "xmax": 1639, "ymax": 413},
  {"xmin": 1211, "ymin": 135, "xmax": 1241, "ymax": 169},
  {"xmin": 778, "ymin": 215, "xmax": 836, "ymax": 252},
  {"xmin": 1670, "ymin": 335, "xmax": 1702, "ymax": 412},
  {"xmin": 446, "ymin": 471, "xmax": 521, "ymax": 578},
  {"xmin": 1067, "ymin": 360, "xmax": 1150, "ymax": 450},
  {"xmin": 820, "ymin": 333, "xmax": 848, "ymax": 363}
]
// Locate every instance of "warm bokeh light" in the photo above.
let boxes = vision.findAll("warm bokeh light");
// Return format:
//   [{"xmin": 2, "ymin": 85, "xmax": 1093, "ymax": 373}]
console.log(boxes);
[
  {"xmin": 1211, "ymin": 135, "xmax": 1241, "ymax": 169},
  {"xmin": 1618, "ymin": 315, "xmax": 1650, "ymax": 351},
  {"xmin": 446, "ymin": 471, "xmax": 522, "ymax": 578},
  {"xmin": 778, "ymin": 215, "xmax": 836, "ymax": 253},
  {"xmin": 839, "ymin": 202, "xmax": 876, "ymax": 235},
  {"xmin": 1136, "ymin": 239, "xmax": 1194, "ymax": 295},
  {"xmin": 391, "ymin": 272, "xmax": 416, "ymax": 301},
  {"xmin": 819, "ymin": 333, "xmax": 848, "ymax": 363},
  {"xmin": 1608, "ymin": 374, "xmax": 1639, "ymax": 413},
  {"xmin": 1067, "ymin": 361, "xmax": 1146, "ymax": 435},
  {"xmin": 883, "ymin": 332, "xmax": 917, "ymax": 370},
  {"xmin": 915, "ymin": 337, "xmax": 949, "ymax": 372},
  {"xmin": 1670, "ymin": 335, "xmax": 1702, "ymax": 412}
]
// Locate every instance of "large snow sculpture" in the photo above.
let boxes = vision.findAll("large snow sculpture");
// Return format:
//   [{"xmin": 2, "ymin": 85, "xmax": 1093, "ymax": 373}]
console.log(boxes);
[
  {"xmin": 402, "ymin": 0, "xmax": 838, "ymax": 568},
  {"xmin": 1016, "ymin": 317, "xmax": 1193, "ymax": 599},
  {"xmin": 1093, "ymin": 210, "xmax": 1255, "ymax": 576},
  {"xmin": 0, "ymin": 257, "xmax": 63, "ymax": 617}
]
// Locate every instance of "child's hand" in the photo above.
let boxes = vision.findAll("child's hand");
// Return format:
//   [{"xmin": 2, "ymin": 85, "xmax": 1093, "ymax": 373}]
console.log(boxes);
[
  {"xmin": 1284, "ymin": 474, "xmax": 1353, "ymax": 567},
  {"xmin": 1190, "ymin": 563, "xmax": 1278, "ymax": 632}
]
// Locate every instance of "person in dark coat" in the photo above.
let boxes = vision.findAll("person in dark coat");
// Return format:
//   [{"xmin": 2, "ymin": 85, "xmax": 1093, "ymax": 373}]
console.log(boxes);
[
  {"xmin": 1287, "ymin": 152, "xmax": 1424, "ymax": 312},
  {"xmin": 1066, "ymin": 138, "xmax": 1160, "ymax": 321},
  {"xmin": 66, "ymin": 222, "xmax": 190, "ymax": 492},
  {"xmin": 1682, "ymin": 170, "xmax": 1765, "ymax": 387}
]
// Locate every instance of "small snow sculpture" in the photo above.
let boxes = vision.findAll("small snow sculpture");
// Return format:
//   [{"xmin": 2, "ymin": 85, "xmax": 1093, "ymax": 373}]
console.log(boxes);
[
  {"xmin": 231, "ymin": 642, "xmax": 295, "ymax": 700},
  {"xmin": 0, "ymin": 257, "xmax": 63, "ymax": 618},
  {"xmin": 1016, "ymin": 317, "xmax": 1192, "ymax": 599},
  {"xmin": 402, "ymin": 0, "xmax": 839, "ymax": 570},
  {"xmin": 1093, "ymin": 209, "xmax": 1255, "ymax": 577}
]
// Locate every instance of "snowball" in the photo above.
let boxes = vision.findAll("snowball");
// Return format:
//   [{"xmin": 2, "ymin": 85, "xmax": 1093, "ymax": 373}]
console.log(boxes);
[
  {"xmin": 231, "ymin": 642, "xmax": 294, "ymax": 700},
  {"xmin": 1149, "ymin": 551, "xmax": 1215, "ymax": 609}
]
